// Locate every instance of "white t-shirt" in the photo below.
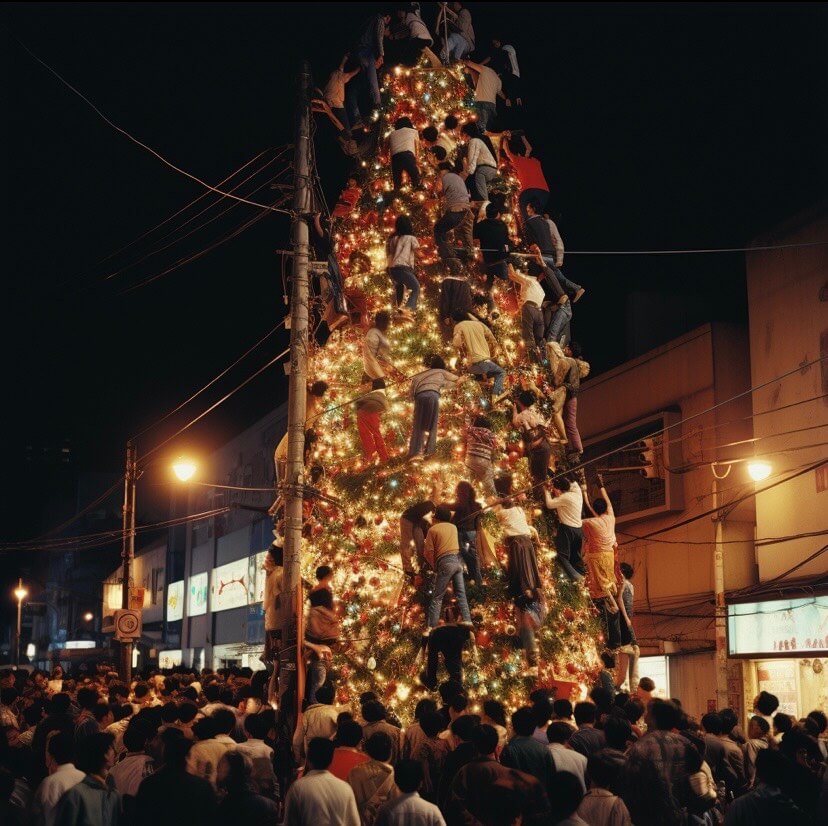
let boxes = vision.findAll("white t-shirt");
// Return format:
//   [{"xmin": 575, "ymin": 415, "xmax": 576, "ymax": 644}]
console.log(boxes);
[
  {"xmin": 389, "ymin": 127, "xmax": 419, "ymax": 156},
  {"xmin": 475, "ymin": 66, "xmax": 502, "ymax": 104},
  {"xmin": 324, "ymin": 69, "xmax": 349, "ymax": 109},
  {"xmin": 510, "ymin": 270, "xmax": 545, "ymax": 308},
  {"xmin": 502, "ymin": 45, "xmax": 520, "ymax": 77},
  {"xmin": 387, "ymin": 235, "xmax": 420, "ymax": 269},
  {"xmin": 546, "ymin": 482, "xmax": 584, "ymax": 528},
  {"xmin": 497, "ymin": 505, "xmax": 532, "ymax": 537}
]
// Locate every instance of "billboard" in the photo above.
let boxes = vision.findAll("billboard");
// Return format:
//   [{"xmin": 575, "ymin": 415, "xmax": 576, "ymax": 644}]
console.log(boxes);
[
  {"xmin": 188, "ymin": 572, "xmax": 209, "ymax": 617},
  {"xmin": 211, "ymin": 559, "xmax": 249, "ymax": 612},
  {"xmin": 249, "ymin": 550, "xmax": 267, "ymax": 605},
  {"xmin": 166, "ymin": 580, "xmax": 184, "ymax": 622},
  {"xmin": 727, "ymin": 596, "xmax": 828, "ymax": 657}
]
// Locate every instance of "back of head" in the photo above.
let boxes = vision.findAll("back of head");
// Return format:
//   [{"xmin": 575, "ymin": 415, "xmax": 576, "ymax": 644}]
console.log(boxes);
[
  {"xmin": 161, "ymin": 702, "xmax": 178, "ymax": 724},
  {"xmin": 807, "ymin": 709, "xmax": 827, "ymax": 733},
  {"xmin": 365, "ymin": 731, "xmax": 393, "ymax": 762},
  {"xmin": 593, "ymin": 498, "xmax": 609, "ymax": 515},
  {"xmin": 754, "ymin": 691, "xmax": 779, "ymax": 716},
  {"xmin": 511, "ymin": 707, "xmax": 536, "ymax": 738},
  {"xmin": 574, "ymin": 702, "xmax": 597, "ymax": 726},
  {"xmin": 374, "ymin": 310, "xmax": 391, "ymax": 331},
  {"xmin": 549, "ymin": 770, "xmax": 584, "ymax": 820},
  {"xmin": 178, "ymin": 702, "xmax": 198, "ymax": 724},
  {"xmin": 553, "ymin": 699, "xmax": 573, "ymax": 719},
  {"xmin": 485, "ymin": 203, "xmax": 502, "ymax": 220},
  {"xmin": 123, "ymin": 718, "xmax": 151, "ymax": 753},
  {"xmin": 484, "ymin": 781, "xmax": 524, "ymax": 825},
  {"xmin": 755, "ymin": 747, "xmax": 791, "ymax": 787},
  {"xmin": 773, "ymin": 712, "xmax": 793, "ymax": 734},
  {"xmin": 192, "ymin": 716, "xmax": 216, "ymax": 742},
  {"xmin": 49, "ymin": 693, "xmax": 72, "ymax": 715},
  {"xmin": 460, "ymin": 122, "xmax": 480, "ymax": 138},
  {"xmin": 437, "ymin": 161, "xmax": 454, "ymax": 173},
  {"xmin": 363, "ymin": 701, "xmax": 387, "ymax": 724},
  {"xmin": 393, "ymin": 215, "xmax": 414, "ymax": 237},
  {"xmin": 603, "ymin": 716, "xmax": 633, "ymax": 751},
  {"xmin": 590, "ymin": 687, "xmax": 613, "ymax": 713},
  {"xmin": 429, "ymin": 354, "xmax": 446, "ymax": 371},
  {"xmin": 588, "ymin": 751, "xmax": 621, "ymax": 789},
  {"xmin": 547, "ymin": 722, "xmax": 574, "ymax": 745},
  {"xmin": 77, "ymin": 686, "xmax": 99, "ymax": 711},
  {"xmin": 315, "ymin": 565, "xmax": 333, "ymax": 582},
  {"xmin": 47, "ymin": 731, "xmax": 74, "ymax": 765},
  {"xmin": 439, "ymin": 679, "xmax": 463, "ymax": 704},
  {"xmin": 451, "ymin": 714, "xmax": 480, "ymax": 742},
  {"xmin": 624, "ymin": 699, "xmax": 644, "ymax": 725},
  {"xmin": 315, "ymin": 682, "xmax": 335, "ymax": 706},
  {"xmin": 218, "ymin": 750, "xmax": 250, "ymax": 793},
  {"xmin": 718, "ymin": 707, "xmax": 738, "ymax": 734},
  {"xmin": 421, "ymin": 125, "xmax": 438, "ymax": 143},
  {"xmin": 650, "ymin": 700, "xmax": 681, "ymax": 731},
  {"xmin": 637, "ymin": 677, "xmax": 655, "ymax": 693},
  {"xmin": 212, "ymin": 708, "xmax": 236, "ymax": 736},
  {"xmin": 244, "ymin": 713, "xmax": 268, "ymax": 740},
  {"xmin": 394, "ymin": 759, "xmax": 423, "ymax": 794},
  {"xmin": 309, "ymin": 589, "xmax": 333, "ymax": 610},
  {"xmin": 395, "ymin": 116, "xmax": 413, "ymax": 130},
  {"xmin": 444, "ymin": 114, "xmax": 458, "ymax": 130},
  {"xmin": 532, "ymin": 698, "xmax": 553, "ymax": 728},
  {"xmin": 517, "ymin": 390, "xmax": 536, "ymax": 409},
  {"xmin": 619, "ymin": 562, "xmax": 634, "ymax": 580},
  {"xmin": 471, "ymin": 723, "xmax": 499, "ymax": 756},
  {"xmin": 420, "ymin": 711, "xmax": 446, "ymax": 739},
  {"xmin": 76, "ymin": 732, "xmax": 115, "ymax": 774},
  {"xmin": 414, "ymin": 699, "xmax": 437, "ymax": 721},
  {"xmin": 451, "ymin": 308, "xmax": 469, "ymax": 323},
  {"xmin": 308, "ymin": 736, "xmax": 336, "ymax": 770},
  {"xmin": 434, "ymin": 505, "xmax": 453, "ymax": 523},
  {"xmin": 338, "ymin": 719, "xmax": 363, "ymax": 748},
  {"xmin": 473, "ymin": 415, "xmax": 492, "ymax": 431}
]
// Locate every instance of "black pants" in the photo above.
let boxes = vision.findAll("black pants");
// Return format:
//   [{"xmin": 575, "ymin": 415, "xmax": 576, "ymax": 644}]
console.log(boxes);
[
  {"xmin": 596, "ymin": 598, "xmax": 622, "ymax": 648},
  {"xmin": 391, "ymin": 150, "xmax": 420, "ymax": 189}
]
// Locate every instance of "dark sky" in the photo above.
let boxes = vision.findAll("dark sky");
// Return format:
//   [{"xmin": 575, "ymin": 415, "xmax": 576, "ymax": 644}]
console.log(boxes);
[{"xmin": 2, "ymin": 2, "xmax": 826, "ymax": 543}]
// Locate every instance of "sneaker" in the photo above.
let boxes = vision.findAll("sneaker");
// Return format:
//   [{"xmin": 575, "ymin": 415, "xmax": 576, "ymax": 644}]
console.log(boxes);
[{"xmin": 573, "ymin": 288, "xmax": 586, "ymax": 303}]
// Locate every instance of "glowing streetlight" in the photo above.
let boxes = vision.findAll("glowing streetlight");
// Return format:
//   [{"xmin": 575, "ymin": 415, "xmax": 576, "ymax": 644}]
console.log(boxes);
[
  {"xmin": 83, "ymin": 611, "xmax": 94, "ymax": 622},
  {"xmin": 747, "ymin": 460, "xmax": 772, "ymax": 482},
  {"xmin": 172, "ymin": 458, "xmax": 197, "ymax": 482},
  {"xmin": 13, "ymin": 578, "xmax": 27, "ymax": 667}
]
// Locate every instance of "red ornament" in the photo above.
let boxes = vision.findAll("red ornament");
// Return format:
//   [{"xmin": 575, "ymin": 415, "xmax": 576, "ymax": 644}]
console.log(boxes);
[
  {"xmin": 374, "ymin": 515, "xmax": 383, "ymax": 525},
  {"xmin": 563, "ymin": 608, "xmax": 576, "ymax": 622},
  {"xmin": 565, "ymin": 662, "xmax": 577, "ymax": 675},
  {"xmin": 476, "ymin": 630, "xmax": 491, "ymax": 647},
  {"xmin": 369, "ymin": 576, "xmax": 381, "ymax": 588},
  {"xmin": 360, "ymin": 612, "xmax": 368, "ymax": 624}
]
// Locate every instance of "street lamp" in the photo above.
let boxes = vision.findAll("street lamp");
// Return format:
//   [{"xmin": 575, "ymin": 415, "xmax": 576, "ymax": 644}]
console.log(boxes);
[
  {"xmin": 747, "ymin": 460, "xmax": 772, "ymax": 482},
  {"xmin": 83, "ymin": 611, "xmax": 94, "ymax": 623},
  {"xmin": 13, "ymin": 579, "xmax": 28, "ymax": 667},
  {"xmin": 172, "ymin": 458, "xmax": 197, "ymax": 482}
]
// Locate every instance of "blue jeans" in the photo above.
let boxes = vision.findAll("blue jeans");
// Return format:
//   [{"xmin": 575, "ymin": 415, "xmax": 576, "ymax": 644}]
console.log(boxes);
[
  {"xmin": 409, "ymin": 391, "xmax": 440, "ymax": 458},
  {"xmin": 428, "ymin": 553, "xmax": 472, "ymax": 627},
  {"xmin": 357, "ymin": 47, "xmax": 381, "ymax": 110},
  {"xmin": 470, "ymin": 165, "xmax": 497, "ymax": 201},
  {"xmin": 305, "ymin": 658, "xmax": 326, "ymax": 705},
  {"xmin": 470, "ymin": 359, "xmax": 505, "ymax": 395},
  {"xmin": 475, "ymin": 101, "xmax": 496, "ymax": 132},
  {"xmin": 389, "ymin": 266, "xmax": 420, "ymax": 311},
  {"xmin": 542, "ymin": 258, "xmax": 581, "ymax": 295},
  {"xmin": 545, "ymin": 300, "xmax": 572, "ymax": 344},
  {"xmin": 442, "ymin": 33, "xmax": 470, "ymax": 62},
  {"xmin": 458, "ymin": 530, "xmax": 482, "ymax": 582}
]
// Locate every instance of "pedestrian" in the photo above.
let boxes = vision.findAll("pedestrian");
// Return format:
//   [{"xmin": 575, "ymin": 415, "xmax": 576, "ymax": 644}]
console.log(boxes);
[
  {"xmin": 186, "ymin": 711, "xmax": 236, "ymax": 787},
  {"xmin": 451, "ymin": 309, "xmax": 506, "ymax": 397},
  {"xmin": 54, "ymin": 733, "xmax": 120, "ymax": 826},
  {"xmin": 389, "ymin": 117, "xmax": 422, "ymax": 192},
  {"xmin": 329, "ymin": 719, "xmax": 370, "ymax": 782},
  {"xmin": 323, "ymin": 55, "xmax": 361, "ymax": 137},
  {"xmin": 569, "ymin": 703, "xmax": 606, "ymax": 759},
  {"xmin": 361, "ymin": 702, "xmax": 404, "ymax": 768},
  {"xmin": 350, "ymin": 12, "xmax": 392, "ymax": 125},
  {"xmin": 363, "ymin": 310, "xmax": 395, "ymax": 382},
  {"xmin": 407, "ymin": 355, "xmax": 464, "ymax": 461},
  {"xmin": 283, "ymin": 737, "xmax": 360, "ymax": 826},
  {"xmin": 375, "ymin": 759, "xmax": 446, "ymax": 826},
  {"xmin": 434, "ymin": 163, "xmax": 474, "ymax": 268},
  {"xmin": 461, "ymin": 59, "xmax": 505, "ymax": 131},
  {"xmin": 500, "ymin": 707, "xmax": 557, "ymax": 795},
  {"xmin": 546, "ymin": 723, "xmax": 587, "ymax": 792},
  {"xmin": 293, "ymin": 682, "xmax": 339, "ymax": 764},
  {"xmin": 348, "ymin": 732, "xmax": 399, "ymax": 824},
  {"xmin": 423, "ymin": 506, "xmax": 474, "ymax": 631},
  {"xmin": 386, "ymin": 214, "xmax": 421, "ymax": 317},
  {"xmin": 461, "ymin": 122, "xmax": 498, "ymax": 202},
  {"xmin": 215, "ymin": 751, "xmax": 279, "ymax": 821},
  {"xmin": 234, "ymin": 713, "xmax": 278, "ymax": 798},
  {"xmin": 30, "ymin": 732, "xmax": 84, "ymax": 826},
  {"xmin": 544, "ymin": 475, "xmax": 586, "ymax": 582},
  {"xmin": 578, "ymin": 752, "xmax": 631, "ymax": 825},
  {"xmin": 356, "ymin": 378, "xmax": 390, "ymax": 465}
]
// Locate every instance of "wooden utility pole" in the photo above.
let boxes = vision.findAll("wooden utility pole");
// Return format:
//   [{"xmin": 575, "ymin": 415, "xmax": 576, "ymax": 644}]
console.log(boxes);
[
  {"xmin": 120, "ymin": 441, "xmax": 138, "ymax": 682},
  {"xmin": 278, "ymin": 59, "xmax": 312, "ymax": 719}
]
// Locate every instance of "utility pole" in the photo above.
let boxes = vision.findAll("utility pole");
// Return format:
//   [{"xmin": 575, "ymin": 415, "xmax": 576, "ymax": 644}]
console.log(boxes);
[
  {"xmin": 120, "ymin": 441, "xmax": 138, "ymax": 682},
  {"xmin": 711, "ymin": 468, "xmax": 729, "ymax": 711},
  {"xmin": 279, "ymin": 59, "xmax": 312, "ymax": 719}
]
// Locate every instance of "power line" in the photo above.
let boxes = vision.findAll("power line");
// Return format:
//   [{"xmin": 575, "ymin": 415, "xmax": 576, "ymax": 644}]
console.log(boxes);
[
  {"xmin": 478, "ymin": 241, "xmax": 828, "ymax": 257},
  {"xmin": 15, "ymin": 37, "xmax": 293, "ymax": 215}
]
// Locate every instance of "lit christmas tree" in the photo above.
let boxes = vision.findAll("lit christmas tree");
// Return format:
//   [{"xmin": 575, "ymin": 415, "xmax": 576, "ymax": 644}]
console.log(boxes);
[{"xmin": 301, "ymin": 58, "xmax": 602, "ymax": 716}]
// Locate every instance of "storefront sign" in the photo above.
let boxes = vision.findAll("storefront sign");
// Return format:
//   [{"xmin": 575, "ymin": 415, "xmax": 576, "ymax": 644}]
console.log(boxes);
[
  {"xmin": 211, "ymin": 559, "xmax": 249, "ymax": 612},
  {"xmin": 756, "ymin": 660, "xmax": 798, "ymax": 717},
  {"xmin": 727, "ymin": 596, "xmax": 828, "ymax": 657},
  {"xmin": 188, "ymin": 572, "xmax": 208, "ymax": 616},
  {"xmin": 166, "ymin": 580, "xmax": 184, "ymax": 622}
]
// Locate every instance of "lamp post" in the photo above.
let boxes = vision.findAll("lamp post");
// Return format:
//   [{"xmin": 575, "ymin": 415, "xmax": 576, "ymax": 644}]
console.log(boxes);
[
  {"xmin": 711, "ymin": 458, "xmax": 771, "ymax": 710},
  {"xmin": 13, "ymin": 579, "xmax": 28, "ymax": 667}
]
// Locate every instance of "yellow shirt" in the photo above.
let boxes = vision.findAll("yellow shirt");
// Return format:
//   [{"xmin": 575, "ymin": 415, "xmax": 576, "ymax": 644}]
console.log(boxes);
[
  {"xmin": 424, "ymin": 522, "xmax": 460, "ymax": 568},
  {"xmin": 453, "ymin": 319, "xmax": 497, "ymax": 365}
]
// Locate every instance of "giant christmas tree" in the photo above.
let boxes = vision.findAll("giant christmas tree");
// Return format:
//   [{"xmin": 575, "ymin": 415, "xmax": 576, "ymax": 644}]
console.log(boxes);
[{"xmin": 298, "ymin": 58, "xmax": 602, "ymax": 717}]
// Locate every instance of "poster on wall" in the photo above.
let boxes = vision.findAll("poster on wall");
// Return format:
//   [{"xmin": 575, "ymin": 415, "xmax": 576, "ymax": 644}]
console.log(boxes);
[
  {"xmin": 188, "ymin": 572, "xmax": 208, "ymax": 617},
  {"xmin": 211, "ymin": 559, "xmax": 249, "ymax": 612},
  {"xmin": 756, "ymin": 660, "xmax": 798, "ymax": 717},
  {"xmin": 166, "ymin": 581, "xmax": 184, "ymax": 622},
  {"xmin": 249, "ymin": 551, "xmax": 267, "ymax": 605},
  {"xmin": 727, "ymin": 596, "xmax": 828, "ymax": 657},
  {"xmin": 159, "ymin": 650, "xmax": 182, "ymax": 669}
]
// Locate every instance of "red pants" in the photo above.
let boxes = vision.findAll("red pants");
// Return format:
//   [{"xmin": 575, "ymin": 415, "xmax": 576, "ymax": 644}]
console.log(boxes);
[{"xmin": 357, "ymin": 409, "xmax": 388, "ymax": 461}]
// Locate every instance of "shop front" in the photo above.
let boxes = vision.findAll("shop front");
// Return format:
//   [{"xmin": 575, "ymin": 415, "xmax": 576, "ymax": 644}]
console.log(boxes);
[{"xmin": 728, "ymin": 594, "xmax": 828, "ymax": 722}]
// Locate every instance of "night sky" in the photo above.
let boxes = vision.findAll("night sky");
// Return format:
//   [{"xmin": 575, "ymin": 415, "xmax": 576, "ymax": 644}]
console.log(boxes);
[{"xmin": 2, "ymin": 2, "xmax": 826, "ymax": 548}]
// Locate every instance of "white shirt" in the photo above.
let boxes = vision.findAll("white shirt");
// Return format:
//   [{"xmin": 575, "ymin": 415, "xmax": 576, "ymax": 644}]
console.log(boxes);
[
  {"xmin": 284, "ymin": 769, "xmax": 360, "ymax": 826},
  {"xmin": 510, "ymin": 270, "xmax": 545, "ymax": 308},
  {"xmin": 235, "ymin": 738, "xmax": 274, "ymax": 763},
  {"xmin": 502, "ymin": 45, "xmax": 520, "ymax": 77},
  {"xmin": 292, "ymin": 703, "xmax": 339, "ymax": 761},
  {"xmin": 109, "ymin": 752, "xmax": 154, "ymax": 797},
  {"xmin": 496, "ymin": 505, "xmax": 532, "ymax": 537},
  {"xmin": 376, "ymin": 791, "xmax": 447, "ymax": 826},
  {"xmin": 466, "ymin": 138, "xmax": 497, "ymax": 173},
  {"xmin": 436, "ymin": 133, "xmax": 456, "ymax": 156},
  {"xmin": 387, "ymin": 235, "xmax": 420, "ymax": 269},
  {"xmin": 545, "ymin": 482, "xmax": 584, "ymax": 528},
  {"xmin": 389, "ymin": 127, "xmax": 419, "ymax": 156},
  {"xmin": 474, "ymin": 66, "xmax": 502, "ymax": 104},
  {"xmin": 31, "ymin": 763, "xmax": 85, "ymax": 826},
  {"xmin": 549, "ymin": 743, "xmax": 587, "ymax": 791},
  {"xmin": 186, "ymin": 734, "xmax": 237, "ymax": 786}
]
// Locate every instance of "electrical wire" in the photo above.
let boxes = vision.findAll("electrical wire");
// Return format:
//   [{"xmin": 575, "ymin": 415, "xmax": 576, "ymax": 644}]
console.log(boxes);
[
  {"xmin": 476, "ymin": 241, "xmax": 828, "ymax": 256},
  {"xmin": 14, "ymin": 37, "xmax": 293, "ymax": 215}
]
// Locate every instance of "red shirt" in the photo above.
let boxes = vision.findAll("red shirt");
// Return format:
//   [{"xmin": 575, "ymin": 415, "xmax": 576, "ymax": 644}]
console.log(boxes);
[
  {"xmin": 509, "ymin": 155, "xmax": 549, "ymax": 193},
  {"xmin": 332, "ymin": 186, "xmax": 361, "ymax": 218},
  {"xmin": 328, "ymin": 747, "xmax": 370, "ymax": 781}
]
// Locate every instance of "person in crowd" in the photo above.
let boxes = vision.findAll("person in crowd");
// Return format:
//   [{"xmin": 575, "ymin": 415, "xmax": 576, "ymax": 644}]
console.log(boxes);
[
  {"xmin": 547, "ymin": 722, "xmax": 587, "ymax": 792},
  {"xmin": 434, "ymin": 163, "xmax": 474, "ymax": 269},
  {"xmin": 724, "ymin": 748, "xmax": 809, "ymax": 826},
  {"xmin": 356, "ymin": 378, "xmax": 390, "ymax": 465},
  {"xmin": 419, "ymin": 604, "xmax": 473, "ymax": 690},
  {"xmin": 323, "ymin": 55, "xmax": 360, "ymax": 138},
  {"xmin": 386, "ymin": 214, "xmax": 421, "ymax": 317},
  {"xmin": 375, "ymin": 759, "xmax": 445, "ymax": 826},
  {"xmin": 501, "ymin": 132, "xmax": 550, "ymax": 221},
  {"xmin": 463, "ymin": 415, "xmax": 499, "ymax": 497},
  {"xmin": 54, "ymin": 733, "xmax": 119, "ymax": 826},
  {"xmin": 108, "ymin": 717, "xmax": 153, "ymax": 816},
  {"xmin": 500, "ymin": 707, "xmax": 557, "ymax": 794},
  {"xmin": 421, "ymin": 125, "xmax": 456, "ymax": 164},
  {"xmin": 387, "ymin": 5, "xmax": 438, "ymax": 68},
  {"xmin": 215, "ymin": 750, "xmax": 279, "ymax": 821},
  {"xmin": 773, "ymin": 711, "xmax": 793, "ymax": 742},
  {"xmin": 408, "ymin": 355, "xmax": 464, "ymax": 461},
  {"xmin": 399, "ymin": 487, "xmax": 438, "ymax": 578},
  {"xmin": 544, "ymin": 475, "xmax": 586, "ymax": 582},
  {"xmin": 594, "ymin": 716, "xmax": 633, "ymax": 795},
  {"xmin": 234, "ymin": 712, "xmax": 278, "ymax": 798},
  {"xmin": 294, "ymin": 681, "xmax": 338, "ymax": 764},
  {"xmin": 461, "ymin": 122, "xmax": 498, "ymax": 202},
  {"xmin": 186, "ymin": 710, "xmax": 236, "ymax": 787},
  {"xmin": 616, "ymin": 562, "xmax": 639, "ymax": 690},
  {"xmin": 348, "ymin": 731, "xmax": 399, "ymax": 824},
  {"xmin": 32, "ymin": 694, "xmax": 75, "ymax": 783},
  {"xmin": 389, "ymin": 117, "xmax": 422, "ymax": 192},
  {"xmin": 403, "ymin": 700, "xmax": 437, "ymax": 762},
  {"xmin": 578, "ymin": 751, "xmax": 632, "ymax": 825},
  {"xmin": 744, "ymin": 715, "xmax": 773, "ymax": 787},
  {"xmin": 481, "ymin": 700, "xmax": 509, "ymax": 753},
  {"xmin": 283, "ymin": 737, "xmax": 360, "ymax": 826},
  {"xmin": 510, "ymin": 391, "xmax": 554, "ymax": 498},
  {"xmin": 330, "ymin": 719, "xmax": 370, "ymax": 781},
  {"xmin": 423, "ymin": 506, "xmax": 474, "ymax": 632},
  {"xmin": 569, "ymin": 702, "xmax": 606, "ymax": 759},
  {"xmin": 552, "ymin": 699, "xmax": 577, "ymax": 730},
  {"xmin": 263, "ymin": 546, "xmax": 283, "ymax": 703},
  {"xmin": 333, "ymin": 174, "xmax": 362, "ymax": 219},
  {"xmin": 473, "ymin": 203, "xmax": 511, "ymax": 290},
  {"xmin": 351, "ymin": 12, "xmax": 391, "ymax": 124},
  {"xmin": 752, "ymin": 691, "xmax": 780, "ymax": 728},
  {"xmin": 439, "ymin": 271, "xmax": 473, "ymax": 329},
  {"xmin": 452, "ymin": 309, "xmax": 506, "ymax": 398},
  {"xmin": 508, "ymin": 259, "xmax": 548, "ymax": 362},
  {"xmin": 363, "ymin": 310, "xmax": 395, "ymax": 383},
  {"xmin": 30, "ymin": 732, "xmax": 84, "ymax": 826},
  {"xmin": 436, "ymin": 714, "xmax": 480, "ymax": 811},
  {"xmin": 444, "ymin": 480, "xmax": 483, "ymax": 583},
  {"xmin": 362, "ymin": 703, "xmax": 404, "ymax": 768},
  {"xmin": 436, "ymin": 2, "xmax": 475, "ymax": 64},
  {"xmin": 634, "ymin": 677, "xmax": 655, "ymax": 707},
  {"xmin": 622, "ymin": 700, "xmax": 693, "ymax": 826},
  {"xmin": 461, "ymin": 59, "xmax": 505, "ymax": 131},
  {"xmin": 715, "ymin": 708, "xmax": 749, "ymax": 797},
  {"xmin": 412, "ymin": 711, "xmax": 449, "ymax": 803}
]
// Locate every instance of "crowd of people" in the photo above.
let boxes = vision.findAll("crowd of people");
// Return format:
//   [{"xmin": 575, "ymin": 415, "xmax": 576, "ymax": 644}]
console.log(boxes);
[{"xmin": 1, "ymin": 665, "xmax": 827, "ymax": 825}]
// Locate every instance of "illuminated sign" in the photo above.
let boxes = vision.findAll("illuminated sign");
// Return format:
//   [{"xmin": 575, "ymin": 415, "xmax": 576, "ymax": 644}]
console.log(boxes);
[
  {"xmin": 64, "ymin": 640, "xmax": 96, "ymax": 650},
  {"xmin": 159, "ymin": 650, "xmax": 182, "ymax": 669},
  {"xmin": 249, "ymin": 551, "xmax": 267, "ymax": 604},
  {"xmin": 211, "ymin": 559, "xmax": 249, "ymax": 612},
  {"xmin": 167, "ymin": 580, "xmax": 184, "ymax": 622},
  {"xmin": 728, "ymin": 597, "xmax": 828, "ymax": 657},
  {"xmin": 188, "ymin": 572, "xmax": 208, "ymax": 616}
]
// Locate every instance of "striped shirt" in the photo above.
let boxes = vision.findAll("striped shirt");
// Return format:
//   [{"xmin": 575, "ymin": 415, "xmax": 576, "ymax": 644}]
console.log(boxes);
[{"xmin": 410, "ymin": 369, "xmax": 460, "ymax": 398}]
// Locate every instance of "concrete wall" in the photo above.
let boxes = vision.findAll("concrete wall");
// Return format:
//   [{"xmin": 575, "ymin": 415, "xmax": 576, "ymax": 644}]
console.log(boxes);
[
  {"xmin": 746, "ymin": 209, "xmax": 828, "ymax": 583},
  {"xmin": 578, "ymin": 323, "xmax": 755, "ymax": 659}
]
